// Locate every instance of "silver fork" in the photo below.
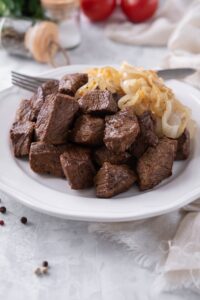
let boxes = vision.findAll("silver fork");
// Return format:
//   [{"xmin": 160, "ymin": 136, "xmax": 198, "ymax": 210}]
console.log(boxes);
[
  {"xmin": 12, "ymin": 68, "xmax": 196, "ymax": 93},
  {"xmin": 11, "ymin": 71, "xmax": 54, "ymax": 93}
]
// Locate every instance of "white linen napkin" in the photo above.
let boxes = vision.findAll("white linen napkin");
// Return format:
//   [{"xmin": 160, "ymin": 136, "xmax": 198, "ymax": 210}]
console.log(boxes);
[
  {"xmin": 106, "ymin": 0, "xmax": 189, "ymax": 46},
  {"xmin": 155, "ymin": 211, "xmax": 200, "ymax": 293},
  {"xmin": 161, "ymin": 0, "xmax": 200, "ymax": 88},
  {"xmin": 90, "ymin": 202, "xmax": 200, "ymax": 294}
]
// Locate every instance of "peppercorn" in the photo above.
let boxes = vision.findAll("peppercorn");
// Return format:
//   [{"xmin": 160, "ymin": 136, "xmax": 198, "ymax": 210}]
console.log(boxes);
[
  {"xmin": 0, "ymin": 206, "xmax": 6, "ymax": 214},
  {"xmin": 42, "ymin": 261, "xmax": 49, "ymax": 268},
  {"xmin": 20, "ymin": 217, "xmax": 27, "ymax": 224},
  {"xmin": 0, "ymin": 220, "xmax": 5, "ymax": 226}
]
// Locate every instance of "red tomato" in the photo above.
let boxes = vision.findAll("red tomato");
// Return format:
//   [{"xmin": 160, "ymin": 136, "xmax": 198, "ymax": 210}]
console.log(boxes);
[
  {"xmin": 81, "ymin": 0, "xmax": 116, "ymax": 22},
  {"xmin": 121, "ymin": 0, "xmax": 158, "ymax": 23}
]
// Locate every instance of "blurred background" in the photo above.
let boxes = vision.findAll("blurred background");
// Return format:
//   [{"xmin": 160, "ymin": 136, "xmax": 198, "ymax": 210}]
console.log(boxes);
[
  {"xmin": 0, "ymin": 0, "xmax": 168, "ymax": 87},
  {"xmin": 0, "ymin": 0, "xmax": 198, "ymax": 88}
]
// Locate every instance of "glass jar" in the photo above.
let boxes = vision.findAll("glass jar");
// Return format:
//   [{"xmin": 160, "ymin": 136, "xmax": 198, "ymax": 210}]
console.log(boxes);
[
  {"xmin": 0, "ymin": 17, "xmax": 33, "ymax": 58},
  {"xmin": 41, "ymin": 0, "xmax": 81, "ymax": 49},
  {"xmin": 0, "ymin": 17, "xmax": 70, "ymax": 66}
]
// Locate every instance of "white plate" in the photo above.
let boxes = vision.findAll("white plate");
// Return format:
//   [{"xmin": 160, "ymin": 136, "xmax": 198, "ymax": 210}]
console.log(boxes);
[{"xmin": 0, "ymin": 65, "xmax": 200, "ymax": 222}]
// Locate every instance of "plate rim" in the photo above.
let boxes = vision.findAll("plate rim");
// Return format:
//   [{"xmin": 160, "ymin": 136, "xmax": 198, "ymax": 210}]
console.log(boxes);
[{"xmin": 1, "ymin": 179, "xmax": 200, "ymax": 222}]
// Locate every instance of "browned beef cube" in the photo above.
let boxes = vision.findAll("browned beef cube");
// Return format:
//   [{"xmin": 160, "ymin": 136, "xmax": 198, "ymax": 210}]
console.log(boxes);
[
  {"xmin": 15, "ymin": 99, "xmax": 32, "ymax": 122},
  {"xmin": 104, "ymin": 108, "xmax": 140, "ymax": 153},
  {"xmin": 41, "ymin": 80, "xmax": 59, "ymax": 96},
  {"xmin": 130, "ymin": 111, "xmax": 158, "ymax": 158},
  {"xmin": 95, "ymin": 162, "xmax": 137, "ymax": 198},
  {"xmin": 137, "ymin": 138, "xmax": 178, "ymax": 191},
  {"xmin": 10, "ymin": 121, "xmax": 34, "ymax": 157},
  {"xmin": 175, "ymin": 129, "xmax": 190, "ymax": 160},
  {"xmin": 59, "ymin": 73, "xmax": 88, "ymax": 96},
  {"xmin": 60, "ymin": 147, "xmax": 96, "ymax": 189},
  {"xmin": 29, "ymin": 142, "xmax": 69, "ymax": 177},
  {"xmin": 30, "ymin": 86, "xmax": 44, "ymax": 121},
  {"xmin": 71, "ymin": 115, "xmax": 105, "ymax": 146},
  {"xmin": 35, "ymin": 93, "xmax": 79, "ymax": 145},
  {"xmin": 78, "ymin": 90, "xmax": 118, "ymax": 115},
  {"xmin": 31, "ymin": 80, "xmax": 59, "ymax": 121},
  {"xmin": 130, "ymin": 140, "xmax": 147, "ymax": 160},
  {"xmin": 139, "ymin": 111, "xmax": 158, "ymax": 146},
  {"xmin": 95, "ymin": 146, "xmax": 131, "ymax": 166}
]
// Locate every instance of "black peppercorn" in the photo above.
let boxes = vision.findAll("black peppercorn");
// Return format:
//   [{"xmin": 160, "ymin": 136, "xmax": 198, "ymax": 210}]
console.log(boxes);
[
  {"xmin": 0, "ymin": 220, "xmax": 5, "ymax": 226},
  {"xmin": 0, "ymin": 206, "xmax": 6, "ymax": 214},
  {"xmin": 20, "ymin": 217, "xmax": 27, "ymax": 224},
  {"xmin": 42, "ymin": 261, "xmax": 49, "ymax": 268}
]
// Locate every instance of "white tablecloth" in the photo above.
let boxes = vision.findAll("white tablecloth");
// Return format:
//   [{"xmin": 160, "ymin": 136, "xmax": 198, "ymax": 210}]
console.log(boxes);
[{"xmin": 0, "ymin": 17, "xmax": 198, "ymax": 300}]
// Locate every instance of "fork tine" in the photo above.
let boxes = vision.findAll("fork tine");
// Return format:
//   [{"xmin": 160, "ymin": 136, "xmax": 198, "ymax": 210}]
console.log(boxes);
[
  {"xmin": 12, "ymin": 82, "xmax": 37, "ymax": 92},
  {"xmin": 12, "ymin": 80, "xmax": 38, "ymax": 93},
  {"xmin": 12, "ymin": 73, "xmax": 42, "ymax": 88},
  {"xmin": 11, "ymin": 70, "xmax": 55, "ymax": 92},
  {"xmin": 12, "ymin": 79, "xmax": 38, "ymax": 90},
  {"xmin": 12, "ymin": 83, "xmax": 37, "ymax": 93},
  {"xmin": 12, "ymin": 71, "xmax": 51, "ymax": 83},
  {"xmin": 13, "ymin": 84, "xmax": 36, "ymax": 93},
  {"xmin": 12, "ymin": 77, "xmax": 39, "ymax": 89}
]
